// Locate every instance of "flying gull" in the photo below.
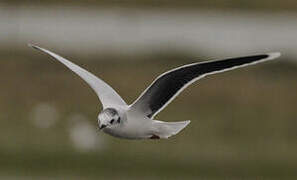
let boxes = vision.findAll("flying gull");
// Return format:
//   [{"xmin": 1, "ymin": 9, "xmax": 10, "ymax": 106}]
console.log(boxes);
[{"xmin": 29, "ymin": 44, "xmax": 280, "ymax": 140}]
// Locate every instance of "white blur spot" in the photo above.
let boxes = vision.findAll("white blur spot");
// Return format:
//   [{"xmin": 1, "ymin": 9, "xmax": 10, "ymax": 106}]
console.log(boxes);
[
  {"xmin": 68, "ymin": 114, "xmax": 105, "ymax": 152},
  {"xmin": 31, "ymin": 103, "xmax": 59, "ymax": 129}
]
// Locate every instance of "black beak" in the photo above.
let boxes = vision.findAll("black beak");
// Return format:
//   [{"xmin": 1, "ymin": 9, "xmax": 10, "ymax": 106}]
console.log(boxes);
[{"xmin": 99, "ymin": 124, "xmax": 107, "ymax": 130}]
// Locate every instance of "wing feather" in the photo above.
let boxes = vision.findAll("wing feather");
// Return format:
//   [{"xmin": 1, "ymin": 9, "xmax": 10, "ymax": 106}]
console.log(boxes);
[
  {"xmin": 130, "ymin": 52, "xmax": 280, "ymax": 118},
  {"xmin": 29, "ymin": 44, "xmax": 127, "ymax": 108}
]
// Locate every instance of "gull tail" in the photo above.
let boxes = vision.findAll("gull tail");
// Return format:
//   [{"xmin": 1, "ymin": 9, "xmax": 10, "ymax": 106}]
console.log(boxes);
[{"xmin": 151, "ymin": 120, "xmax": 190, "ymax": 139}]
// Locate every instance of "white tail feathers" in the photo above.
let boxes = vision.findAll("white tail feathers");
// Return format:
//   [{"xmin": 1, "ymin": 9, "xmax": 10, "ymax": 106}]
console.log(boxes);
[{"xmin": 152, "ymin": 120, "xmax": 191, "ymax": 139}]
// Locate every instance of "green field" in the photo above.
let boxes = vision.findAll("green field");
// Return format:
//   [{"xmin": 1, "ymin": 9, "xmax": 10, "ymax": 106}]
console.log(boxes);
[{"xmin": 0, "ymin": 49, "xmax": 296, "ymax": 179}]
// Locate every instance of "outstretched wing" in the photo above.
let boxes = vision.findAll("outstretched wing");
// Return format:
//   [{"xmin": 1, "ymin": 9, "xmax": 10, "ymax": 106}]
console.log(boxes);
[
  {"xmin": 130, "ymin": 52, "xmax": 280, "ymax": 118},
  {"xmin": 29, "ymin": 44, "xmax": 127, "ymax": 108}
]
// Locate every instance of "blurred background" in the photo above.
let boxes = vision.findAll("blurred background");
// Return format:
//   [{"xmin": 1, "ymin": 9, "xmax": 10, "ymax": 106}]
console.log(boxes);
[{"xmin": 0, "ymin": 0, "xmax": 297, "ymax": 179}]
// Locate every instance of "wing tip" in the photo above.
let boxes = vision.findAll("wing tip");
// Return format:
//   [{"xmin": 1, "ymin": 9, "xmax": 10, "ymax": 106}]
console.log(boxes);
[
  {"xmin": 28, "ymin": 43, "xmax": 41, "ymax": 50},
  {"xmin": 266, "ymin": 52, "xmax": 281, "ymax": 60},
  {"xmin": 184, "ymin": 120, "xmax": 191, "ymax": 125}
]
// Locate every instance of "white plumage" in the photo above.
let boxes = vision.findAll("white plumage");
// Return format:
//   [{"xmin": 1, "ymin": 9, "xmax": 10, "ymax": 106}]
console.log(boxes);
[{"xmin": 29, "ymin": 44, "xmax": 280, "ymax": 140}]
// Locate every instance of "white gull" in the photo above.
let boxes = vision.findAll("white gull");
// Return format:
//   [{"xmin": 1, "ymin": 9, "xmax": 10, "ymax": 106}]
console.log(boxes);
[{"xmin": 29, "ymin": 44, "xmax": 280, "ymax": 140}]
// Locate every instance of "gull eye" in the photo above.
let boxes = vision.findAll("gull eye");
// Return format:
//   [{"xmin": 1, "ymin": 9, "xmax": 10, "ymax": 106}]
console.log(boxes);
[{"xmin": 110, "ymin": 119, "xmax": 114, "ymax": 124}]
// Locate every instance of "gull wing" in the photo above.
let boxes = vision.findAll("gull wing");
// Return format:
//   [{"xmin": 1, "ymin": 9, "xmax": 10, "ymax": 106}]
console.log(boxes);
[
  {"xmin": 29, "ymin": 44, "xmax": 127, "ymax": 108},
  {"xmin": 130, "ymin": 52, "xmax": 280, "ymax": 118}
]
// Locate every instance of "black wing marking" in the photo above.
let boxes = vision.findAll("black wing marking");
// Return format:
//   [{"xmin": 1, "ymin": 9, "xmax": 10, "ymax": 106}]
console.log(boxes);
[{"xmin": 130, "ymin": 53, "xmax": 280, "ymax": 118}]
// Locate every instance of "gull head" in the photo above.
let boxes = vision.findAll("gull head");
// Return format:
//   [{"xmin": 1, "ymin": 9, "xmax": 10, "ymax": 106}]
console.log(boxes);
[{"xmin": 98, "ymin": 108, "xmax": 121, "ymax": 130}]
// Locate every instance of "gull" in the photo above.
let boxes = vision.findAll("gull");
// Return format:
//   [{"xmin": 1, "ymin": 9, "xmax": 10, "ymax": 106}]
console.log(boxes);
[{"xmin": 29, "ymin": 44, "xmax": 280, "ymax": 140}]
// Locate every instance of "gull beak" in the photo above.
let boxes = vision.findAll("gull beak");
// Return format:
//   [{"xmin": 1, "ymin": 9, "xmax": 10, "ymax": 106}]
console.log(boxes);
[{"xmin": 99, "ymin": 124, "xmax": 107, "ymax": 130}]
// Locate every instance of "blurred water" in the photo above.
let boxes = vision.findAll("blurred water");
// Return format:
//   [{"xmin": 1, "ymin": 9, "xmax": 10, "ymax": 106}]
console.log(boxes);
[{"xmin": 1, "ymin": 5, "xmax": 297, "ymax": 59}]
